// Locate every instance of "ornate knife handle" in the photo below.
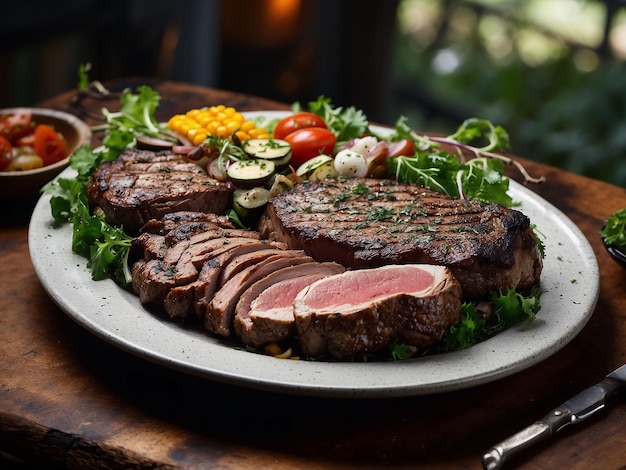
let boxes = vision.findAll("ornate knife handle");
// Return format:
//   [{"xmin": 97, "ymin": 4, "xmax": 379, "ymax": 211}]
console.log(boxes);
[{"xmin": 482, "ymin": 374, "xmax": 626, "ymax": 470}]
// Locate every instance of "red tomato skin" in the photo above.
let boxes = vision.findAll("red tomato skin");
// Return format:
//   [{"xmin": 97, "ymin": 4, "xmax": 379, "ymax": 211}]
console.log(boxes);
[
  {"xmin": 0, "ymin": 110, "xmax": 33, "ymax": 142},
  {"xmin": 283, "ymin": 128, "xmax": 337, "ymax": 167},
  {"xmin": 0, "ymin": 136, "xmax": 13, "ymax": 170},
  {"xmin": 34, "ymin": 124, "xmax": 69, "ymax": 165},
  {"xmin": 273, "ymin": 112, "xmax": 327, "ymax": 140}
]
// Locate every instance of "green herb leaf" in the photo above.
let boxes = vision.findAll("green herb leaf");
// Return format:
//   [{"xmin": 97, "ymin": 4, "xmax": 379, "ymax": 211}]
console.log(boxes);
[
  {"xmin": 438, "ymin": 286, "xmax": 543, "ymax": 352},
  {"xmin": 306, "ymin": 96, "xmax": 369, "ymax": 142},
  {"xmin": 601, "ymin": 208, "xmax": 626, "ymax": 248}
]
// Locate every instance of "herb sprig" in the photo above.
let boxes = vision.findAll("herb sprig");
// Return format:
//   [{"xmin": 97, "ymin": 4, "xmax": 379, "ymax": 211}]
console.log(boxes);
[
  {"xmin": 42, "ymin": 83, "xmax": 167, "ymax": 286},
  {"xmin": 601, "ymin": 208, "xmax": 626, "ymax": 249}
]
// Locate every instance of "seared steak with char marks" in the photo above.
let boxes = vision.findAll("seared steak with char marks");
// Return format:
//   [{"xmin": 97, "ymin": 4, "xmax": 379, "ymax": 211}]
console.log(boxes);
[
  {"xmin": 87, "ymin": 149, "xmax": 232, "ymax": 233},
  {"xmin": 259, "ymin": 178, "xmax": 542, "ymax": 299},
  {"xmin": 293, "ymin": 264, "xmax": 462, "ymax": 359}
]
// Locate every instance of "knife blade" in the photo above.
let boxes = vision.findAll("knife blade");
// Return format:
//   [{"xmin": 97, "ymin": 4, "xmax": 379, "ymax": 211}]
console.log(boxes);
[{"xmin": 482, "ymin": 364, "xmax": 626, "ymax": 470}]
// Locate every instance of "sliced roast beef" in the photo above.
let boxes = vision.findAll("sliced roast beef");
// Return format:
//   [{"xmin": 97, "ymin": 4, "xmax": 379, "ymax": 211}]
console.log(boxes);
[
  {"xmin": 259, "ymin": 178, "xmax": 542, "ymax": 299},
  {"xmin": 140, "ymin": 211, "xmax": 234, "ymax": 235},
  {"xmin": 293, "ymin": 264, "xmax": 462, "ymax": 359},
  {"xmin": 133, "ymin": 236, "xmax": 265, "ymax": 306},
  {"xmin": 87, "ymin": 149, "xmax": 232, "ymax": 233},
  {"xmin": 130, "ymin": 233, "xmax": 168, "ymax": 262},
  {"xmin": 234, "ymin": 262, "xmax": 346, "ymax": 348},
  {"xmin": 205, "ymin": 252, "xmax": 314, "ymax": 337},
  {"xmin": 164, "ymin": 240, "xmax": 286, "ymax": 320}
]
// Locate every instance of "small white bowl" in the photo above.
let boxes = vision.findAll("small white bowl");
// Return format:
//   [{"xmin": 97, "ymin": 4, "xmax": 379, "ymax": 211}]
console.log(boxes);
[{"xmin": 0, "ymin": 107, "xmax": 92, "ymax": 201}]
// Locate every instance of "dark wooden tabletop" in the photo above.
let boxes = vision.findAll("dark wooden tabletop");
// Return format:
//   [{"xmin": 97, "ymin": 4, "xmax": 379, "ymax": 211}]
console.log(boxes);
[{"xmin": 2, "ymin": 78, "xmax": 626, "ymax": 470}]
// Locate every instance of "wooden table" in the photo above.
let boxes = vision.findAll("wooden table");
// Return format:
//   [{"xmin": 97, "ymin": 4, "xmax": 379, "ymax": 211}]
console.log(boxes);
[{"xmin": 2, "ymin": 78, "xmax": 626, "ymax": 469}]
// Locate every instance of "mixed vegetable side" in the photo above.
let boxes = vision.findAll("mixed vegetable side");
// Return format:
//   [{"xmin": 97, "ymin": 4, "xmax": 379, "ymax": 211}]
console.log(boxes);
[
  {"xmin": 163, "ymin": 96, "xmax": 547, "ymax": 226},
  {"xmin": 0, "ymin": 110, "xmax": 69, "ymax": 171},
  {"xmin": 43, "ymin": 83, "xmax": 545, "ymax": 357}
]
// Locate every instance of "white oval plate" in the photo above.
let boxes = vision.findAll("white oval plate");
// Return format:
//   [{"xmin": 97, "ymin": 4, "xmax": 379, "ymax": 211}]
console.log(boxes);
[{"xmin": 28, "ymin": 113, "xmax": 599, "ymax": 398}]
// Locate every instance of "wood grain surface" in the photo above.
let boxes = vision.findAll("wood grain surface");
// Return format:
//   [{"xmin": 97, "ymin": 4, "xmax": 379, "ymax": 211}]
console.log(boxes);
[{"xmin": 1, "ymin": 79, "xmax": 626, "ymax": 469}]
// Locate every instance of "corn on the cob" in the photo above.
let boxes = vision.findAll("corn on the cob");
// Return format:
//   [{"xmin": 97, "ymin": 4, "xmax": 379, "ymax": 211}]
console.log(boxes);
[{"xmin": 167, "ymin": 105, "xmax": 270, "ymax": 146}]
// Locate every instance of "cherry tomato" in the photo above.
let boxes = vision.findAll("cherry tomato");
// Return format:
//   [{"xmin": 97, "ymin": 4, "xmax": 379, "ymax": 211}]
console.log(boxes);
[
  {"xmin": 386, "ymin": 139, "xmax": 416, "ymax": 158},
  {"xmin": 15, "ymin": 133, "xmax": 35, "ymax": 147},
  {"xmin": 283, "ymin": 127, "xmax": 337, "ymax": 167},
  {"xmin": 34, "ymin": 124, "xmax": 69, "ymax": 165},
  {"xmin": 274, "ymin": 112, "xmax": 327, "ymax": 140},
  {"xmin": 0, "ymin": 110, "xmax": 33, "ymax": 142},
  {"xmin": 0, "ymin": 136, "xmax": 13, "ymax": 171}
]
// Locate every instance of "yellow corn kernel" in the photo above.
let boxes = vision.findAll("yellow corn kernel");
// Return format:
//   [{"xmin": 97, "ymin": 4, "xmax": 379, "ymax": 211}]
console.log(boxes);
[
  {"xmin": 240, "ymin": 120, "xmax": 255, "ymax": 132},
  {"xmin": 225, "ymin": 120, "xmax": 240, "ymax": 134},
  {"xmin": 192, "ymin": 132, "xmax": 208, "ymax": 146},
  {"xmin": 248, "ymin": 128, "xmax": 269, "ymax": 139},
  {"xmin": 234, "ymin": 130, "xmax": 249, "ymax": 141},
  {"xmin": 264, "ymin": 343, "xmax": 282, "ymax": 356},
  {"xmin": 230, "ymin": 112, "xmax": 245, "ymax": 123},
  {"xmin": 215, "ymin": 125, "xmax": 228, "ymax": 137},
  {"xmin": 167, "ymin": 106, "xmax": 268, "ymax": 143}
]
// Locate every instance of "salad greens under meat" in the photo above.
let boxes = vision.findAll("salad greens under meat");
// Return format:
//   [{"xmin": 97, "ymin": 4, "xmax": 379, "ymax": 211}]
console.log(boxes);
[{"xmin": 43, "ymin": 83, "xmax": 544, "ymax": 357}]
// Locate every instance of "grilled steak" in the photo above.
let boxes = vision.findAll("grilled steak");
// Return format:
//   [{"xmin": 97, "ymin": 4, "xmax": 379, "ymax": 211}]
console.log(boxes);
[
  {"xmin": 87, "ymin": 149, "xmax": 232, "ymax": 233},
  {"xmin": 234, "ymin": 262, "xmax": 346, "ymax": 348},
  {"xmin": 259, "ymin": 178, "xmax": 542, "ymax": 299},
  {"xmin": 293, "ymin": 264, "xmax": 462, "ymax": 359}
]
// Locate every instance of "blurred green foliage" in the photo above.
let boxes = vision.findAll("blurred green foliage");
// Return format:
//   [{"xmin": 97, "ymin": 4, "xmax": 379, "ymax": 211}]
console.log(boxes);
[{"xmin": 392, "ymin": 0, "xmax": 626, "ymax": 187}]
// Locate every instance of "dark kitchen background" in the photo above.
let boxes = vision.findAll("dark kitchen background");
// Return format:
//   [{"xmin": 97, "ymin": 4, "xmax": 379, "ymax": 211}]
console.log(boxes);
[{"xmin": 2, "ymin": 0, "xmax": 626, "ymax": 187}]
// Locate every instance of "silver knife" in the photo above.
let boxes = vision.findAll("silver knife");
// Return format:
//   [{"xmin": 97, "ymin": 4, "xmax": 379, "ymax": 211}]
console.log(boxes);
[{"xmin": 482, "ymin": 364, "xmax": 626, "ymax": 470}]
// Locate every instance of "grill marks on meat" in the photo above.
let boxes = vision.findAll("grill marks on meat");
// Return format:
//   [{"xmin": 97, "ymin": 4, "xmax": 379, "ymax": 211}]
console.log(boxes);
[
  {"xmin": 129, "ymin": 211, "xmax": 460, "ymax": 360},
  {"xmin": 132, "ymin": 213, "xmax": 286, "ymax": 319},
  {"xmin": 87, "ymin": 149, "xmax": 232, "ymax": 233},
  {"xmin": 259, "ymin": 178, "xmax": 543, "ymax": 299}
]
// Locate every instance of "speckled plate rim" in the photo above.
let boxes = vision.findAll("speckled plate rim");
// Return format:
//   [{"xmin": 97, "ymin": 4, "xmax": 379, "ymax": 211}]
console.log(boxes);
[{"xmin": 28, "ymin": 113, "xmax": 600, "ymax": 398}]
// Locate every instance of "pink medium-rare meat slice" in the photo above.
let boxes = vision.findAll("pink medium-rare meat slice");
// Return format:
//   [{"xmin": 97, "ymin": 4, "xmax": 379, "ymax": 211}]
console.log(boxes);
[
  {"xmin": 193, "ymin": 241, "xmax": 289, "ymax": 317},
  {"xmin": 293, "ymin": 264, "xmax": 462, "ymax": 359},
  {"xmin": 259, "ymin": 178, "xmax": 542, "ymax": 299},
  {"xmin": 204, "ymin": 252, "xmax": 314, "ymax": 337},
  {"xmin": 233, "ymin": 262, "xmax": 346, "ymax": 348},
  {"xmin": 87, "ymin": 149, "xmax": 232, "ymax": 233}
]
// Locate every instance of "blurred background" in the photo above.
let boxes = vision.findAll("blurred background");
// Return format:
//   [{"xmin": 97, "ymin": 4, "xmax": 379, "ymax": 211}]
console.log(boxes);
[{"xmin": 2, "ymin": 0, "xmax": 626, "ymax": 186}]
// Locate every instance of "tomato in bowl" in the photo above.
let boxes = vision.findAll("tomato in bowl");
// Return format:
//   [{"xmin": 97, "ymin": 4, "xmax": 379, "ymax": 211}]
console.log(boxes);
[{"xmin": 0, "ymin": 108, "xmax": 92, "ymax": 200}]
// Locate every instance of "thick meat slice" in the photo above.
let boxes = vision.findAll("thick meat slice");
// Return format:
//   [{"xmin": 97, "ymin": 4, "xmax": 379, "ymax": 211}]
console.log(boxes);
[
  {"xmin": 164, "ymin": 241, "xmax": 286, "ymax": 320},
  {"xmin": 140, "ymin": 211, "xmax": 234, "ymax": 235},
  {"xmin": 205, "ymin": 252, "xmax": 314, "ymax": 337},
  {"xmin": 130, "ymin": 233, "xmax": 168, "ymax": 262},
  {"xmin": 133, "ymin": 236, "xmax": 263, "ymax": 306},
  {"xmin": 234, "ymin": 262, "xmax": 346, "ymax": 348},
  {"xmin": 259, "ymin": 178, "xmax": 542, "ymax": 299},
  {"xmin": 87, "ymin": 149, "xmax": 232, "ymax": 233},
  {"xmin": 293, "ymin": 264, "xmax": 462, "ymax": 360}
]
